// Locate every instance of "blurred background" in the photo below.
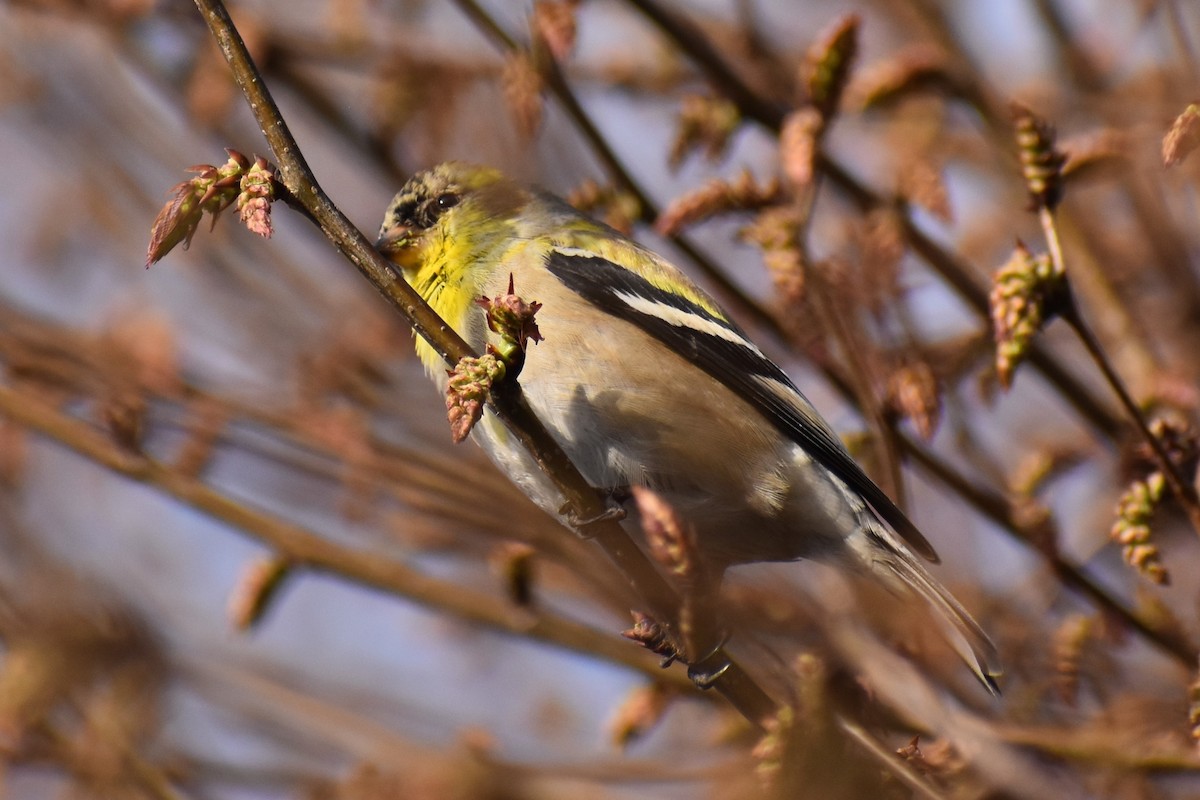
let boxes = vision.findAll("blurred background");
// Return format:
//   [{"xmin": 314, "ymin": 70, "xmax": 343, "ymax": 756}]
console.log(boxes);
[{"xmin": 3, "ymin": 0, "xmax": 1200, "ymax": 797}]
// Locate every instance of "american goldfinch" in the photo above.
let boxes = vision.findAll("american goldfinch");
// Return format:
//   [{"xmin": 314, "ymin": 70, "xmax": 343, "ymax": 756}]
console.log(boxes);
[{"xmin": 376, "ymin": 162, "xmax": 1000, "ymax": 694}]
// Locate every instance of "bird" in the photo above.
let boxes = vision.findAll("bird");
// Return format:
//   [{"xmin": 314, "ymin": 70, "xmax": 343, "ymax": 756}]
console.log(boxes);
[{"xmin": 375, "ymin": 161, "xmax": 1001, "ymax": 694}]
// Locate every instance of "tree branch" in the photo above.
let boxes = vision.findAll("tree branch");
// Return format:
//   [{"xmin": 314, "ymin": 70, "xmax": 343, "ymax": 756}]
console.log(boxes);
[
  {"xmin": 190, "ymin": 0, "xmax": 777, "ymax": 726},
  {"xmin": 0, "ymin": 382, "xmax": 693, "ymax": 690}
]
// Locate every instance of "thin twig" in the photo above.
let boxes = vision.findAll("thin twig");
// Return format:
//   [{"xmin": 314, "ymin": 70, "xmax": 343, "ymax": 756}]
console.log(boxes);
[
  {"xmin": 994, "ymin": 721, "xmax": 1200, "ymax": 771},
  {"xmin": 1029, "ymin": 0, "xmax": 1106, "ymax": 90},
  {"xmin": 838, "ymin": 719, "xmax": 948, "ymax": 800},
  {"xmin": 1039, "ymin": 205, "xmax": 1200, "ymax": 540},
  {"xmin": 625, "ymin": 0, "xmax": 787, "ymax": 126},
  {"xmin": 797, "ymin": 171, "xmax": 905, "ymax": 499},
  {"xmin": 1064, "ymin": 312, "xmax": 1200, "ymax": 536}
]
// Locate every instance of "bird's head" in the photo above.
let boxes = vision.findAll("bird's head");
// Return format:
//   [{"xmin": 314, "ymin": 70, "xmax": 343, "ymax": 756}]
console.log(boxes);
[{"xmin": 376, "ymin": 162, "xmax": 524, "ymax": 275}]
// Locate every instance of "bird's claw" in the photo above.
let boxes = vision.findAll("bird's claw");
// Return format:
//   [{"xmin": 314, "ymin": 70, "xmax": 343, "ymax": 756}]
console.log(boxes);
[
  {"xmin": 687, "ymin": 656, "xmax": 731, "ymax": 689},
  {"xmin": 561, "ymin": 493, "xmax": 628, "ymax": 537},
  {"xmin": 685, "ymin": 634, "xmax": 732, "ymax": 690}
]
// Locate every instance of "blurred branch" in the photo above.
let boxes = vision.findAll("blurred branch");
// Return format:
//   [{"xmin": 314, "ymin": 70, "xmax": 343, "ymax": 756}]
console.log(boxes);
[
  {"xmin": 624, "ymin": 0, "xmax": 1124, "ymax": 441},
  {"xmin": 36, "ymin": 719, "xmax": 189, "ymax": 800},
  {"xmin": 0, "ymin": 382, "xmax": 692, "ymax": 691},
  {"xmin": 0, "ymin": 302, "xmax": 636, "ymax": 612},
  {"xmin": 1029, "ymin": 0, "xmax": 1106, "ymax": 90},
  {"xmin": 625, "ymin": 0, "xmax": 786, "ymax": 125},
  {"xmin": 902, "ymin": 432, "xmax": 1198, "ymax": 665},
  {"xmin": 188, "ymin": 658, "xmax": 733, "ymax": 790},
  {"xmin": 1163, "ymin": 0, "xmax": 1200, "ymax": 80},
  {"xmin": 191, "ymin": 0, "xmax": 776, "ymax": 725},
  {"xmin": 995, "ymin": 721, "xmax": 1200, "ymax": 771},
  {"xmin": 812, "ymin": 337, "xmax": 1197, "ymax": 665}
]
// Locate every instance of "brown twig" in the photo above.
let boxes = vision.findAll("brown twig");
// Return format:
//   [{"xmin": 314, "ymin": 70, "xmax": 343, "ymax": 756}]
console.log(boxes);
[
  {"xmin": 1029, "ymin": 0, "xmax": 1106, "ymax": 90},
  {"xmin": 624, "ymin": 0, "xmax": 787, "ymax": 126},
  {"xmin": 993, "ymin": 721, "xmax": 1200, "ymax": 771},
  {"xmin": 0, "ymin": 382, "xmax": 692, "ymax": 690},
  {"xmin": 838, "ymin": 719, "xmax": 948, "ymax": 800},
  {"xmin": 1038, "ymin": 205, "xmax": 1200, "ymax": 540},
  {"xmin": 1063, "ymin": 309, "xmax": 1200, "ymax": 536},
  {"xmin": 1163, "ymin": 0, "xmax": 1200, "ymax": 82}
]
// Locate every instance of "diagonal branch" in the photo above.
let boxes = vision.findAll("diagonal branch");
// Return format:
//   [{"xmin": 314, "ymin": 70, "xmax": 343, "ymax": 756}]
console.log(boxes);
[
  {"xmin": 191, "ymin": 0, "xmax": 777, "ymax": 726},
  {"xmin": 1038, "ymin": 206, "xmax": 1200, "ymax": 540}
]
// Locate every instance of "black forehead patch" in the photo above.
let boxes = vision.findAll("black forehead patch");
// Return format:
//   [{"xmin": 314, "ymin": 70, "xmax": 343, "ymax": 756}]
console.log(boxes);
[{"xmin": 386, "ymin": 172, "xmax": 461, "ymax": 231}]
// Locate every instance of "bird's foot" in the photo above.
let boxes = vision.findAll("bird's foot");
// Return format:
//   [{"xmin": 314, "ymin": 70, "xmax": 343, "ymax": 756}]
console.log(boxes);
[
  {"xmin": 560, "ymin": 488, "xmax": 629, "ymax": 537},
  {"xmin": 686, "ymin": 634, "xmax": 732, "ymax": 690}
]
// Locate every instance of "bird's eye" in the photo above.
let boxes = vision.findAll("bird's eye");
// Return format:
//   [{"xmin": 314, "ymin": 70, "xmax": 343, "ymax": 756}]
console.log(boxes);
[
  {"xmin": 413, "ymin": 192, "xmax": 460, "ymax": 228},
  {"xmin": 415, "ymin": 202, "xmax": 435, "ymax": 228}
]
